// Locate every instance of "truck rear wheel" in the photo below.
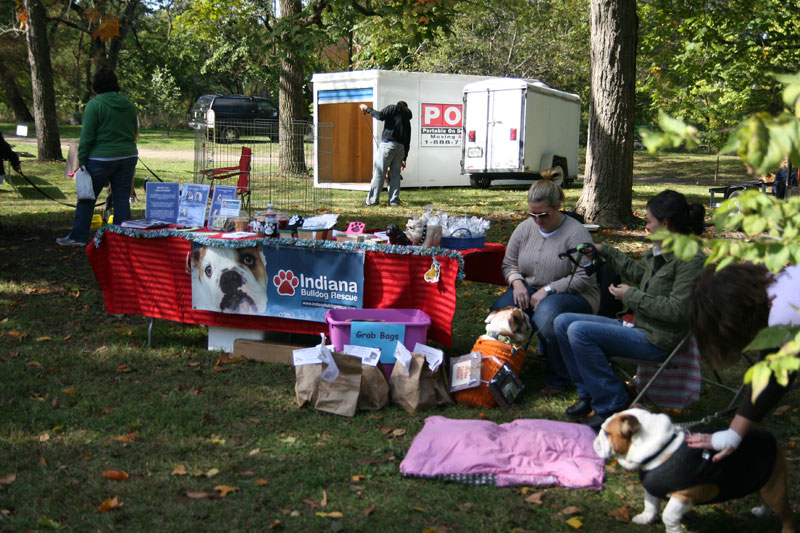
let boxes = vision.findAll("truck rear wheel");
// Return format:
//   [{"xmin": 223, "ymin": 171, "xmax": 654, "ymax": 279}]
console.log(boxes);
[{"xmin": 469, "ymin": 174, "xmax": 492, "ymax": 188}]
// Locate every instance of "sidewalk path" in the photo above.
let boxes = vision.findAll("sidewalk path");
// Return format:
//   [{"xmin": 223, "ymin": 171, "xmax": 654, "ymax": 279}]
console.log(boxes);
[{"xmin": 7, "ymin": 135, "xmax": 195, "ymax": 161}]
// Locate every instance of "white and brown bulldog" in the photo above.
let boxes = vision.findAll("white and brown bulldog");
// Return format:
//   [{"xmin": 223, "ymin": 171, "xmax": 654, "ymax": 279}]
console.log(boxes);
[
  {"xmin": 594, "ymin": 408, "xmax": 794, "ymax": 533},
  {"xmin": 482, "ymin": 306, "xmax": 531, "ymax": 344},
  {"xmin": 189, "ymin": 245, "xmax": 267, "ymax": 314}
]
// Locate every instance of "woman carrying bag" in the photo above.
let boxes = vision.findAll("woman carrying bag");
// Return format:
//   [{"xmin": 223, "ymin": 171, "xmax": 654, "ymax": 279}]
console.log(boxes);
[{"xmin": 57, "ymin": 68, "xmax": 138, "ymax": 246}]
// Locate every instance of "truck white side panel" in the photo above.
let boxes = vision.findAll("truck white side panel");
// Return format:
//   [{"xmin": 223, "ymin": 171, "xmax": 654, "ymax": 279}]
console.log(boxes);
[{"xmin": 523, "ymin": 91, "xmax": 580, "ymax": 176}]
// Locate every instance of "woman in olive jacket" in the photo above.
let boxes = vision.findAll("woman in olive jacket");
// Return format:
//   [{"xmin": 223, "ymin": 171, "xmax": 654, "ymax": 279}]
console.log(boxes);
[{"xmin": 554, "ymin": 190, "xmax": 706, "ymax": 429}]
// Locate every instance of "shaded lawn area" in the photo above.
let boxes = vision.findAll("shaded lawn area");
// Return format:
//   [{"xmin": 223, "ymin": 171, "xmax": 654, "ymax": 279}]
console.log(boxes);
[{"xmin": 0, "ymin": 148, "xmax": 797, "ymax": 531}]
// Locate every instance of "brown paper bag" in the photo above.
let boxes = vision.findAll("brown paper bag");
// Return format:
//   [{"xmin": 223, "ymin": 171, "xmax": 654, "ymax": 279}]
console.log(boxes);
[
  {"xmin": 358, "ymin": 365, "xmax": 390, "ymax": 411},
  {"xmin": 314, "ymin": 353, "xmax": 362, "ymax": 417},
  {"xmin": 294, "ymin": 363, "xmax": 322, "ymax": 407},
  {"xmin": 389, "ymin": 353, "xmax": 453, "ymax": 413}
]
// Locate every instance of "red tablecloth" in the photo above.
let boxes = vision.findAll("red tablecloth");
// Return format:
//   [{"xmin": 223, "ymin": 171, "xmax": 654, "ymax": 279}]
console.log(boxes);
[
  {"xmin": 87, "ymin": 232, "xmax": 462, "ymax": 347},
  {"xmin": 459, "ymin": 242, "xmax": 506, "ymax": 285}
]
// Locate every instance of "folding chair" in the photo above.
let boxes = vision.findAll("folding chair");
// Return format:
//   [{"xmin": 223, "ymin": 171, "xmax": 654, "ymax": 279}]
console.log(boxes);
[
  {"xmin": 199, "ymin": 146, "xmax": 252, "ymax": 212},
  {"xmin": 610, "ymin": 333, "xmax": 697, "ymax": 410}
]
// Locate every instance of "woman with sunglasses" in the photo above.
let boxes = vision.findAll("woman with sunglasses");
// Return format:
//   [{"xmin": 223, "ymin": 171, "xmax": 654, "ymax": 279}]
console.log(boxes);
[
  {"xmin": 492, "ymin": 175, "xmax": 600, "ymax": 395},
  {"xmin": 553, "ymin": 190, "xmax": 706, "ymax": 429}
]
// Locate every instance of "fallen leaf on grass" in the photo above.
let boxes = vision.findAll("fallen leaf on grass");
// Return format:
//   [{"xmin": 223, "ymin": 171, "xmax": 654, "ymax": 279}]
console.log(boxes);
[
  {"xmin": 774, "ymin": 405, "xmax": 791, "ymax": 416},
  {"xmin": 214, "ymin": 485, "xmax": 238, "ymax": 497},
  {"xmin": 0, "ymin": 474, "xmax": 16, "ymax": 485},
  {"xmin": 303, "ymin": 498, "xmax": 319, "ymax": 509},
  {"xmin": 102, "ymin": 470, "xmax": 129, "ymax": 481},
  {"xmin": 186, "ymin": 491, "xmax": 215, "ymax": 499},
  {"xmin": 413, "ymin": 506, "xmax": 427, "ymax": 512},
  {"xmin": 116, "ymin": 364, "xmax": 133, "ymax": 373},
  {"xmin": 213, "ymin": 365, "xmax": 230, "ymax": 372},
  {"xmin": 39, "ymin": 432, "xmax": 50, "ymax": 442},
  {"xmin": 110, "ymin": 432, "xmax": 136, "ymax": 443},
  {"xmin": 37, "ymin": 518, "xmax": 60, "ymax": 529},
  {"xmin": 35, "ymin": 336, "xmax": 51, "ymax": 342},
  {"xmin": 607, "ymin": 505, "xmax": 630, "ymax": 523},
  {"xmin": 187, "ymin": 361, "xmax": 201, "ymax": 367},
  {"xmin": 97, "ymin": 496, "xmax": 124, "ymax": 512},
  {"xmin": 380, "ymin": 427, "xmax": 392, "ymax": 435},
  {"xmin": 279, "ymin": 436, "xmax": 296, "ymax": 444},
  {"xmin": 363, "ymin": 505, "xmax": 375, "ymax": 516},
  {"xmin": 62, "ymin": 386, "xmax": 76, "ymax": 395},
  {"xmin": 205, "ymin": 468, "xmax": 220, "ymax": 478},
  {"xmin": 26, "ymin": 361, "xmax": 42, "ymax": 368},
  {"xmin": 562, "ymin": 506, "xmax": 580, "ymax": 516},
  {"xmin": 321, "ymin": 489, "xmax": 327, "ymax": 507},
  {"xmin": 39, "ymin": 457, "xmax": 47, "ymax": 467},
  {"xmin": 269, "ymin": 520, "xmax": 281, "ymax": 529},
  {"xmin": 390, "ymin": 428, "xmax": 406, "ymax": 437},
  {"xmin": 315, "ymin": 511, "xmax": 343, "ymax": 518},
  {"xmin": 458, "ymin": 503, "xmax": 473, "ymax": 512},
  {"xmin": 254, "ymin": 478, "xmax": 269, "ymax": 486},
  {"xmin": 524, "ymin": 491, "xmax": 544, "ymax": 504},
  {"xmin": 566, "ymin": 516, "xmax": 582, "ymax": 529},
  {"xmin": 248, "ymin": 448, "xmax": 260, "ymax": 456},
  {"xmin": 172, "ymin": 465, "xmax": 188, "ymax": 476},
  {"xmin": 351, "ymin": 474, "xmax": 365, "ymax": 481}
]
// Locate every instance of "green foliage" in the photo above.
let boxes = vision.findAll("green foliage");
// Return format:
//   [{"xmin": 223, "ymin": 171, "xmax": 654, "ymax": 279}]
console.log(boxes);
[{"xmin": 147, "ymin": 67, "xmax": 184, "ymax": 134}]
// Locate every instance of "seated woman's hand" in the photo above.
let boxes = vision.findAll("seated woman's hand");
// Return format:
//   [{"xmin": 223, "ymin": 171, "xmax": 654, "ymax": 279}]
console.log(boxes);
[
  {"xmin": 531, "ymin": 287, "xmax": 547, "ymax": 311},
  {"xmin": 512, "ymin": 281, "xmax": 531, "ymax": 310},
  {"xmin": 608, "ymin": 283, "xmax": 630, "ymax": 300}
]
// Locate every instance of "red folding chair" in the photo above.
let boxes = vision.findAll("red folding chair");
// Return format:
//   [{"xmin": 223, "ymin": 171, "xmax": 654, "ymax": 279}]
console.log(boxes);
[{"xmin": 200, "ymin": 146, "xmax": 252, "ymax": 212}]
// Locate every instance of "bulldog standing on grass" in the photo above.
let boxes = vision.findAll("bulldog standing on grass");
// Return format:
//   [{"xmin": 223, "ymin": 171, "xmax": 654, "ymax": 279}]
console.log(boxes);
[{"xmin": 593, "ymin": 408, "xmax": 794, "ymax": 533}]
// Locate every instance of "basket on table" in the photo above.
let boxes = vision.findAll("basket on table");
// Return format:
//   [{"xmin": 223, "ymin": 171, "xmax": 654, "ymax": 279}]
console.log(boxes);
[
  {"xmin": 452, "ymin": 337, "xmax": 526, "ymax": 408},
  {"xmin": 439, "ymin": 228, "xmax": 485, "ymax": 250}
]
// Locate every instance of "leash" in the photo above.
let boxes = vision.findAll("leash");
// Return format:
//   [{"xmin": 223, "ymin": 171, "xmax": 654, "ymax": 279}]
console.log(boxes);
[
  {"xmin": 136, "ymin": 157, "xmax": 165, "ymax": 182},
  {"xmin": 361, "ymin": 111, "xmax": 381, "ymax": 149},
  {"xmin": 8, "ymin": 169, "xmax": 103, "ymax": 209}
]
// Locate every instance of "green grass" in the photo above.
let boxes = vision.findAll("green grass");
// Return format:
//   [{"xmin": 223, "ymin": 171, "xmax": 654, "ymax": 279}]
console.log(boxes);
[{"xmin": 0, "ymin": 132, "xmax": 798, "ymax": 532}]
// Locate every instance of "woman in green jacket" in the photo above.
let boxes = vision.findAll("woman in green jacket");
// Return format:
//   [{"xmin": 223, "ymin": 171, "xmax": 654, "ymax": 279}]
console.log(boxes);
[
  {"xmin": 554, "ymin": 190, "xmax": 706, "ymax": 429},
  {"xmin": 57, "ymin": 68, "xmax": 138, "ymax": 246}
]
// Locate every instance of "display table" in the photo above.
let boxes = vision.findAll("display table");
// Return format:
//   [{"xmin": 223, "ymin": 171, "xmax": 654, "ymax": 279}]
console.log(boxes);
[{"xmin": 86, "ymin": 228, "xmax": 496, "ymax": 348}]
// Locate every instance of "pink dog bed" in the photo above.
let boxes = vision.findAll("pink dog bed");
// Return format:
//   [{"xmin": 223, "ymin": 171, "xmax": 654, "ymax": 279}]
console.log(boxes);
[{"xmin": 400, "ymin": 416, "xmax": 604, "ymax": 489}]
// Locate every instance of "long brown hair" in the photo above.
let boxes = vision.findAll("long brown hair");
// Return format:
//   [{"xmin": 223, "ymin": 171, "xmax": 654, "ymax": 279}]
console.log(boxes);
[{"xmin": 689, "ymin": 263, "xmax": 773, "ymax": 369}]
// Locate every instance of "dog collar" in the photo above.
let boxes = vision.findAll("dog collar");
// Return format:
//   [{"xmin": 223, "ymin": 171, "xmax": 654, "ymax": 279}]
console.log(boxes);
[
  {"xmin": 487, "ymin": 331, "xmax": 516, "ymax": 345},
  {"xmin": 639, "ymin": 430, "xmax": 683, "ymax": 470}
]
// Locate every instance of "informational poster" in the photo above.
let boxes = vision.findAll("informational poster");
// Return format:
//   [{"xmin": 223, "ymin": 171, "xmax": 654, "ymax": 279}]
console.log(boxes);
[
  {"xmin": 420, "ymin": 103, "xmax": 463, "ymax": 147},
  {"xmin": 189, "ymin": 243, "xmax": 365, "ymax": 322},
  {"xmin": 145, "ymin": 182, "xmax": 180, "ymax": 223},
  {"xmin": 208, "ymin": 185, "xmax": 237, "ymax": 227},
  {"xmin": 264, "ymin": 246, "xmax": 365, "ymax": 322},
  {"xmin": 177, "ymin": 183, "xmax": 210, "ymax": 227}
]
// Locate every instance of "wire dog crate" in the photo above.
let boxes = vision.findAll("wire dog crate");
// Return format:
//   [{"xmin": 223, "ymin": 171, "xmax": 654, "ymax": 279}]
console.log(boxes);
[{"xmin": 193, "ymin": 119, "xmax": 333, "ymax": 216}]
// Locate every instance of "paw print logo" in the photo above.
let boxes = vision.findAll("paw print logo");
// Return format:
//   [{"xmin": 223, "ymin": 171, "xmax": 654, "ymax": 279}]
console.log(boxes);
[{"xmin": 273, "ymin": 269, "xmax": 299, "ymax": 296}]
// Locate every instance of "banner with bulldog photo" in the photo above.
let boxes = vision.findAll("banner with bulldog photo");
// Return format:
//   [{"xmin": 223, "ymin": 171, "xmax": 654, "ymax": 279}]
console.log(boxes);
[
  {"xmin": 190, "ymin": 243, "xmax": 365, "ymax": 321},
  {"xmin": 264, "ymin": 246, "xmax": 365, "ymax": 322}
]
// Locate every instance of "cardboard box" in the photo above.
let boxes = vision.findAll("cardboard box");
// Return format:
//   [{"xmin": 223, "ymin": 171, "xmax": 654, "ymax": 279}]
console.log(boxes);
[
  {"xmin": 234, "ymin": 333, "xmax": 321, "ymax": 365},
  {"xmin": 208, "ymin": 326, "xmax": 266, "ymax": 352},
  {"xmin": 297, "ymin": 228, "xmax": 332, "ymax": 240}
]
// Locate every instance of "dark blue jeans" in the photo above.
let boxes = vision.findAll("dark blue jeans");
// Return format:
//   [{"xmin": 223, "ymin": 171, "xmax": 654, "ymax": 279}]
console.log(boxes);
[
  {"xmin": 491, "ymin": 284, "xmax": 592, "ymax": 390},
  {"xmin": 554, "ymin": 313, "xmax": 668, "ymax": 414},
  {"xmin": 68, "ymin": 157, "xmax": 137, "ymax": 242}
]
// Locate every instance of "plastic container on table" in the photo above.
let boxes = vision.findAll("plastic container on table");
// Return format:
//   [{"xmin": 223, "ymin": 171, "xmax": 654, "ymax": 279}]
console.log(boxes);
[
  {"xmin": 325, "ymin": 308, "xmax": 431, "ymax": 377},
  {"xmin": 439, "ymin": 228, "xmax": 485, "ymax": 250}
]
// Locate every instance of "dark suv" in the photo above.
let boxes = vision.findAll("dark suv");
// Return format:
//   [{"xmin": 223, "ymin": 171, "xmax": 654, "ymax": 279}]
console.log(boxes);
[{"xmin": 188, "ymin": 94, "xmax": 278, "ymax": 142}]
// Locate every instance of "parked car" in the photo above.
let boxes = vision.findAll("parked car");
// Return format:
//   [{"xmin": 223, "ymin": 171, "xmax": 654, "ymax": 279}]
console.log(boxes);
[{"xmin": 188, "ymin": 94, "xmax": 278, "ymax": 142}]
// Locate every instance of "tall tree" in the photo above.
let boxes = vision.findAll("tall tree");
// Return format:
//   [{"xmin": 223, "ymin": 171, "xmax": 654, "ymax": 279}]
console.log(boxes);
[
  {"xmin": 277, "ymin": 0, "xmax": 310, "ymax": 175},
  {"xmin": 21, "ymin": 0, "xmax": 61, "ymax": 160},
  {"xmin": 576, "ymin": 0, "xmax": 638, "ymax": 226}
]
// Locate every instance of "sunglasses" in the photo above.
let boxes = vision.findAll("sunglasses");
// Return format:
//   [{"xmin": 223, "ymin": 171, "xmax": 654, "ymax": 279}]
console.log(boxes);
[{"xmin": 528, "ymin": 211, "xmax": 551, "ymax": 219}]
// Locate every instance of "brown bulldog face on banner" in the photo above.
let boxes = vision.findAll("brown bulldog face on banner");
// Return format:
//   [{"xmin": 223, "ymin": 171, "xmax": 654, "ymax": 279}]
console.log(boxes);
[{"xmin": 190, "ymin": 244, "xmax": 267, "ymax": 314}]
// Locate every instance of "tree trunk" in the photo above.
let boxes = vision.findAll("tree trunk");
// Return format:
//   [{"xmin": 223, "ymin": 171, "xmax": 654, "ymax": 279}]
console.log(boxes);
[
  {"xmin": 0, "ymin": 58, "xmax": 34, "ymax": 122},
  {"xmin": 576, "ymin": 0, "xmax": 638, "ymax": 227},
  {"xmin": 278, "ymin": 0, "xmax": 308, "ymax": 176},
  {"xmin": 23, "ymin": 0, "xmax": 62, "ymax": 161}
]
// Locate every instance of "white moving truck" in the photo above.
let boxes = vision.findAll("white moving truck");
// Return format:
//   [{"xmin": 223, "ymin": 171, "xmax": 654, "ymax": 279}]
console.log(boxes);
[{"xmin": 461, "ymin": 78, "xmax": 581, "ymax": 188}]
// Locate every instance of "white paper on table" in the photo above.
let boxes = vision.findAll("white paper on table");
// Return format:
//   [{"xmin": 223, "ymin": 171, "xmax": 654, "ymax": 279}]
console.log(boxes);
[
  {"xmin": 394, "ymin": 343, "xmax": 413, "ymax": 374},
  {"xmin": 343, "ymin": 344, "xmax": 381, "ymax": 366},
  {"xmin": 414, "ymin": 342, "xmax": 444, "ymax": 372},
  {"xmin": 218, "ymin": 231, "xmax": 257, "ymax": 239},
  {"xmin": 293, "ymin": 346, "xmax": 323, "ymax": 366},
  {"xmin": 301, "ymin": 213, "xmax": 339, "ymax": 230}
]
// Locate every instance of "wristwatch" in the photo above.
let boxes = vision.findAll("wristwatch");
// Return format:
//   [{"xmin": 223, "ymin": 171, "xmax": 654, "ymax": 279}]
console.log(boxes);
[{"xmin": 544, "ymin": 284, "xmax": 555, "ymax": 295}]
